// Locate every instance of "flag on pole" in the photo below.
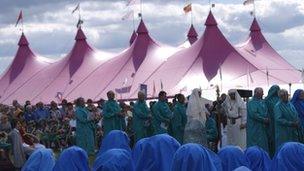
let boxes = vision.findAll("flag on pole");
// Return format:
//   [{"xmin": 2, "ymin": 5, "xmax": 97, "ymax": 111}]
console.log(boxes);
[
  {"xmin": 76, "ymin": 18, "xmax": 83, "ymax": 28},
  {"xmin": 183, "ymin": 3, "xmax": 192, "ymax": 14},
  {"xmin": 243, "ymin": 0, "xmax": 254, "ymax": 5},
  {"xmin": 55, "ymin": 92, "xmax": 63, "ymax": 101},
  {"xmin": 72, "ymin": 3, "xmax": 80, "ymax": 14},
  {"xmin": 115, "ymin": 86, "xmax": 132, "ymax": 94},
  {"xmin": 122, "ymin": 10, "xmax": 134, "ymax": 20},
  {"xmin": 15, "ymin": 10, "xmax": 23, "ymax": 27},
  {"xmin": 123, "ymin": 78, "xmax": 128, "ymax": 86},
  {"xmin": 212, "ymin": 4, "xmax": 215, "ymax": 8},
  {"xmin": 126, "ymin": 0, "xmax": 141, "ymax": 6}
]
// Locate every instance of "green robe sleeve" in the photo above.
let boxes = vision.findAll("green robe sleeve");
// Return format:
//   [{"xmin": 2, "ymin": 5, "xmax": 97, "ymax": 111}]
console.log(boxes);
[
  {"xmin": 247, "ymin": 101, "xmax": 268, "ymax": 124},
  {"xmin": 134, "ymin": 103, "xmax": 150, "ymax": 119},
  {"xmin": 274, "ymin": 104, "xmax": 294, "ymax": 127},
  {"xmin": 75, "ymin": 108, "xmax": 88, "ymax": 124},
  {"xmin": 103, "ymin": 102, "xmax": 119, "ymax": 119}
]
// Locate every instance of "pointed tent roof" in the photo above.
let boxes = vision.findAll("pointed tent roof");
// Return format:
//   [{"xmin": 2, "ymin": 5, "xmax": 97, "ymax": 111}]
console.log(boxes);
[
  {"xmin": 131, "ymin": 11, "xmax": 286, "ymax": 97},
  {"xmin": 64, "ymin": 19, "xmax": 177, "ymax": 101},
  {"xmin": 2, "ymin": 28, "xmax": 113, "ymax": 104},
  {"xmin": 129, "ymin": 30, "xmax": 137, "ymax": 45},
  {"xmin": 187, "ymin": 24, "xmax": 198, "ymax": 44},
  {"xmin": 236, "ymin": 17, "xmax": 301, "ymax": 84},
  {"xmin": 0, "ymin": 33, "xmax": 53, "ymax": 102}
]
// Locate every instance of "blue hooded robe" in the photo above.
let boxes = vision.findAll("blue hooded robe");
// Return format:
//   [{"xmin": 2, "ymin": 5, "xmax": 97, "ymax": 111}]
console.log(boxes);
[
  {"xmin": 245, "ymin": 146, "xmax": 271, "ymax": 171},
  {"xmin": 53, "ymin": 146, "xmax": 90, "ymax": 171},
  {"xmin": 171, "ymin": 143, "xmax": 222, "ymax": 171},
  {"xmin": 22, "ymin": 148, "xmax": 55, "ymax": 171},
  {"xmin": 135, "ymin": 134, "xmax": 180, "ymax": 171},
  {"xmin": 271, "ymin": 142, "xmax": 304, "ymax": 171},
  {"xmin": 218, "ymin": 146, "xmax": 249, "ymax": 171},
  {"xmin": 92, "ymin": 149, "xmax": 134, "ymax": 171},
  {"xmin": 97, "ymin": 130, "xmax": 131, "ymax": 157},
  {"xmin": 291, "ymin": 89, "xmax": 304, "ymax": 141},
  {"xmin": 132, "ymin": 137, "xmax": 148, "ymax": 167}
]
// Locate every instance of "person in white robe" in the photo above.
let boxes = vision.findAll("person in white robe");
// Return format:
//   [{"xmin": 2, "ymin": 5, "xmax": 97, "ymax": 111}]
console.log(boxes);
[
  {"xmin": 184, "ymin": 88, "xmax": 211, "ymax": 146},
  {"xmin": 223, "ymin": 89, "xmax": 247, "ymax": 149}
]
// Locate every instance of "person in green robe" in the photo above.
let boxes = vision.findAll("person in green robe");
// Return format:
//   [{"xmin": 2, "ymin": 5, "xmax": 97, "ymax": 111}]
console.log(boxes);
[
  {"xmin": 133, "ymin": 91, "xmax": 152, "ymax": 142},
  {"xmin": 264, "ymin": 85, "xmax": 280, "ymax": 157},
  {"xmin": 152, "ymin": 91, "xmax": 173, "ymax": 135},
  {"xmin": 170, "ymin": 94, "xmax": 187, "ymax": 144},
  {"xmin": 205, "ymin": 113, "xmax": 218, "ymax": 152},
  {"xmin": 247, "ymin": 88, "xmax": 270, "ymax": 153},
  {"xmin": 103, "ymin": 91, "xmax": 123, "ymax": 136},
  {"xmin": 274, "ymin": 89, "xmax": 300, "ymax": 152},
  {"xmin": 75, "ymin": 97, "xmax": 95, "ymax": 155}
]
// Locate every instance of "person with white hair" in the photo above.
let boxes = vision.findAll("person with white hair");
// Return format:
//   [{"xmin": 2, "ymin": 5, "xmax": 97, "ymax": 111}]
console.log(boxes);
[
  {"xmin": 183, "ymin": 88, "xmax": 210, "ymax": 146},
  {"xmin": 274, "ymin": 89, "xmax": 300, "ymax": 152},
  {"xmin": 223, "ymin": 89, "xmax": 247, "ymax": 149}
]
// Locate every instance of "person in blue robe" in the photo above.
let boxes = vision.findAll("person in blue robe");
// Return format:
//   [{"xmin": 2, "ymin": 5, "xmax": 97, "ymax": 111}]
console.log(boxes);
[
  {"xmin": 291, "ymin": 89, "xmax": 304, "ymax": 142},
  {"xmin": 22, "ymin": 148, "xmax": 55, "ymax": 171},
  {"xmin": 218, "ymin": 146, "xmax": 249, "ymax": 171},
  {"xmin": 271, "ymin": 142, "xmax": 304, "ymax": 171},
  {"xmin": 53, "ymin": 146, "xmax": 90, "ymax": 171},
  {"xmin": 171, "ymin": 143, "xmax": 222, "ymax": 171},
  {"xmin": 245, "ymin": 146, "xmax": 271, "ymax": 171},
  {"xmin": 92, "ymin": 149, "xmax": 134, "ymax": 171},
  {"xmin": 135, "ymin": 134, "xmax": 180, "ymax": 171},
  {"xmin": 97, "ymin": 130, "xmax": 131, "ymax": 157},
  {"xmin": 132, "ymin": 137, "xmax": 148, "ymax": 167}
]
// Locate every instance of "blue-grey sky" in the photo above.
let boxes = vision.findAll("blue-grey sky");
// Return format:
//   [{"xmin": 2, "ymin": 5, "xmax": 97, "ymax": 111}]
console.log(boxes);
[{"xmin": 0, "ymin": 0, "xmax": 303, "ymax": 74}]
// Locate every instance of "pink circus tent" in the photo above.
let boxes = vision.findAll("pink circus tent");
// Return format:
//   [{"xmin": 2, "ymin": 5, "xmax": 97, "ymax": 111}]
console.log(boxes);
[
  {"xmin": 236, "ymin": 18, "xmax": 301, "ymax": 84},
  {"xmin": 64, "ymin": 20, "xmax": 178, "ymax": 101},
  {"xmin": 130, "ymin": 11, "xmax": 287, "ymax": 97},
  {"xmin": 0, "ymin": 33, "xmax": 53, "ymax": 102},
  {"xmin": 1, "ymin": 28, "xmax": 113, "ymax": 104}
]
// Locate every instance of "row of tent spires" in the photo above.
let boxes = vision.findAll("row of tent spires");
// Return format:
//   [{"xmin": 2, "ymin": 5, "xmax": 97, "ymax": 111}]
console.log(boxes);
[{"xmin": 0, "ymin": 11, "xmax": 300, "ymax": 104}]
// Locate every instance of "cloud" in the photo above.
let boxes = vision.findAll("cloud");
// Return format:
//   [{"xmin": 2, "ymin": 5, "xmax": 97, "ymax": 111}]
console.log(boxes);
[{"xmin": 0, "ymin": 0, "xmax": 303, "ymax": 73}]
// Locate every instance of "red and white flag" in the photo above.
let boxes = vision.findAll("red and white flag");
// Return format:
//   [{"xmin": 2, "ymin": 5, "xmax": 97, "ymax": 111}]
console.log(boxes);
[
  {"xmin": 152, "ymin": 81, "xmax": 156, "ymax": 97},
  {"xmin": 126, "ymin": 0, "xmax": 140, "ymax": 6},
  {"xmin": 15, "ymin": 10, "xmax": 23, "ymax": 27},
  {"xmin": 122, "ymin": 10, "xmax": 134, "ymax": 20},
  {"xmin": 183, "ymin": 3, "xmax": 192, "ymax": 14},
  {"xmin": 243, "ymin": 0, "xmax": 254, "ymax": 5}
]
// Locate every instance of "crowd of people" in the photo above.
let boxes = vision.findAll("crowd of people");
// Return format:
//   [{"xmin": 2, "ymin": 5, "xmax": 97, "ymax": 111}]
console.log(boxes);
[{"xmin": 0, "ymin": 85, "xmax": 303, "ymax": 171}]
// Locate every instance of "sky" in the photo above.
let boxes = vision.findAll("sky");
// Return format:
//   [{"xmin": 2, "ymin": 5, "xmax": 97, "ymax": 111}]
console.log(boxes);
[{"xmin": 0, "ymin": 0, "xmax": 303, "ymax": 74}]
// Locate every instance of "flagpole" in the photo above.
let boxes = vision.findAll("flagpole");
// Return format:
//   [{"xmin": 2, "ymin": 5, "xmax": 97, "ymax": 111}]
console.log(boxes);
[
  {"xmin": 132, "ymin": 10, "xmax": 135, "ymax": 31},
  {"xmin": 140, "ymin": 0, "xmax": 143, "ymax": 19},
  {"xmin": 253, "ymin": 0, "xmax": 256, "ymax": 17},
  {"xmin": 190, "ymin": 0, "xmax": 193, "ymax": 24},
  {"xmin": 21, "ymin": 13, "xmax": 24, "ymax": 33},
  {"xmin": 209, "ymin": 0, "xmax": 211, "ymax": 10}
]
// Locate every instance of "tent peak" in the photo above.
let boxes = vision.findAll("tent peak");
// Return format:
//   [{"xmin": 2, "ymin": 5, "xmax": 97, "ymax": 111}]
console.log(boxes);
[
  {"xmin": 18, "ymin": 33, "xmax": 29, "ymax": 46},
  {"xmin": 129, "ymin": 30, "xmax": 137, "ymax": 45},
  {"xmin": 250, "ymin": 17, "xmax": 261, "ymax": 32},
  {"xmin": 75, "ymin": 27, "xmax": 87, "ymax": 40},
  {"xmin": 136, "ymin": 19, "xmax": 149, "ymax": 34},
  {"xmin": 187, "ymin": 24, "xmax": 198, "ymax": 38},
  {"xmin": 205, "ymin": 11, "xmax": 217, "ymax": 26}
]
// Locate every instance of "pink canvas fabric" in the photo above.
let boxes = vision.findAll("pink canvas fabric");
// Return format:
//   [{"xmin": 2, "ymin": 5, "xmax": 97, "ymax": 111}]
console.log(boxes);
[
  {"xmin": 1, "ymin": 28, "xmax": 113, "ymax": 104},
  {"xmin": 0, "ymin": 33, "xmax": 53, "ymax": 103},
  {"xmin": 236, "ymin": 18, "xmax": 300, "ymax": 84}
]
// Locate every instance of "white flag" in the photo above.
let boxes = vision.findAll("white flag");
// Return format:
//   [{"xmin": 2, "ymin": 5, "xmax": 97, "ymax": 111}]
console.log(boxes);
[
  {"xmin": 122, "ymin": 10, "xmax": 134, "ymax": 20},
  {"xmin": 72, "ymin": 3, "xmax": 80, "ymax": 14},
  {"xmin": 243, "ymin": 0, "xmax": 254, "ymax": 5},
  {"xmin": 126, "ymin": 0, "xmax": 141, "ymax": 6}
]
